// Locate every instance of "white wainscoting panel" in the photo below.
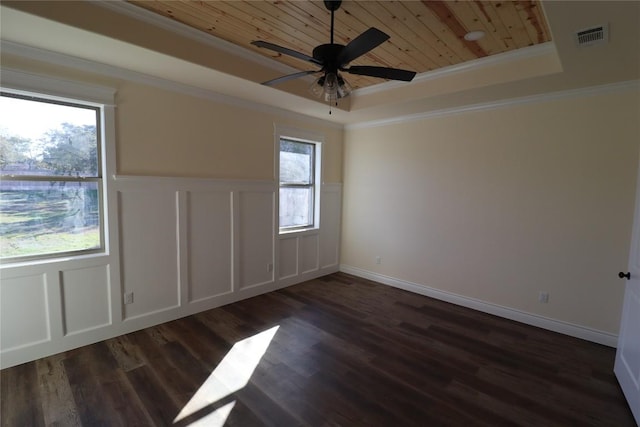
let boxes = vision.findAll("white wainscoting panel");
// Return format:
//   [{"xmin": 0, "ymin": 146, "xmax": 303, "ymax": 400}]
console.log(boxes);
[
  {"xmin": 0, "ymin": 273, "xmax": 50, "ymax": 351},
  {"xmin": 320, "ymin": 184, "xmax": 342, "ymax": 269},
  {"xmin": 119, "ymin": 189, "xmax": 180, "ymax": 319},
  {"xmin": 279, "ymin": 236, "xmax": 298, "ymax": 279},
  {"xmin": 60, "ymin": 265, "xmax": 112, "ymax": 335},
  {"xmin": 187, "ymin": 190, "xmax": 233, "ymax": 302},
  {"xmin": 275, "ymin": 184, "xmax": 342, "ymax": 288},
  {"xmin": 300, "ymin": 234, "xmax": 319, "ymax": 274},
  {"xmin": 238, "ymin": 191, "xmax": 275, "ymax": 290},
  {"xmin": 0, "ymin": 177, "xmax": 341, "ymax": 369}
]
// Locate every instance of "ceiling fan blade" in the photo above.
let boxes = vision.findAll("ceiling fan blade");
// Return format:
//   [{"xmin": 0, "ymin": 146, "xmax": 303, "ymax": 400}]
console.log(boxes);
[
  {"xmin": 337, "ymin": 28, "xmax": 390, "ymax": 66},
  {"xmin": 251, "ymin": 40, "xmax": 322, "ymax": 66},
  {"xmin": 345, "ymin": 65, "xmax": 416, "ymax": 81},
  {"xmin": 261, "ymin": 70, "xmax": 321, "ymax": 86}
]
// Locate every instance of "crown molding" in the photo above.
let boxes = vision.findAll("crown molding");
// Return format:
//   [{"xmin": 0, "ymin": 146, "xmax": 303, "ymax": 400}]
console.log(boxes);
[
  {"xmin": 0, "ymin": 41, "xmax": 343, "ymax": 130},
  {"xmin": 4, "ymin": 40, "xmax": 636, "ymax": 132},
  {"xmin": 92, "ymin": 0, "xmax": 299, "ymax": 78},
  {"xmin": 0, "ymin": 68, "xmax": 116, "ymax": 105},
  {"xmin": 346, "ymin": 79, "xmax": 640, "ymax": 130},
  {"xmin": 352, "ymin": 42, "xmax": 557, "ymax": 97}
]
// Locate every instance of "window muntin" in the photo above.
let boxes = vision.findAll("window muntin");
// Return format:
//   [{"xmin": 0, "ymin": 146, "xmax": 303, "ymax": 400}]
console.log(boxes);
[
  {"xmin": 0, "ymin": 92, "xmax": 104, "ymax": 261},
  {"xmin": 279, "ymin": 139, "xmax": 316, "ymax": 230}
]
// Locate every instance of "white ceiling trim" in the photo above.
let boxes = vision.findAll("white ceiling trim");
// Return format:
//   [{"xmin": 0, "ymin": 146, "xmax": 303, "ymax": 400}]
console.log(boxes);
[
  {"xmin": 93, "ymin": 0, "xmax": 300, "ymax": 77},
  {"xmin": 346, "ymin": 79, "xmax": 640, "ymax": 130},
  {"xmin": 352, "ymin": 42, "xmax": 557, "ymax": 97},
  {"xmin": 6, "ymin": 40, "xmax": 635, "ymax": 132},
  {"xmin": 0, "ymin": 40, "xmax": 344, "ymax": 130},
  {"xmin": 1, "ymin": 68, "xmax": 116, "ymax": 106}
]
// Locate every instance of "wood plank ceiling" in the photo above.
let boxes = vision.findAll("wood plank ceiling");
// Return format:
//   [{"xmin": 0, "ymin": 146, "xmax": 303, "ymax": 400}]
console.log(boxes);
[{"xmin": 128, "ymin": 1, "xmax": 552, "ymax": 90}]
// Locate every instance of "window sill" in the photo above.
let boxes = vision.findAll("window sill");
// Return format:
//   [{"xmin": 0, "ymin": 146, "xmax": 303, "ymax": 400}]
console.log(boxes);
[
  {"xmin": 278, "ymin": 227, "xmax": 319, "ymax": 238},
  {"xmin": 0, "ymin": 250, "xmax": 109, "ymax": 270}
]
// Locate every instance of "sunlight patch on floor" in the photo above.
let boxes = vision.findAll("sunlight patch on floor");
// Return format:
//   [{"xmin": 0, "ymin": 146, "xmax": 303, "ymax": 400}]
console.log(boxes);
[
  {"xmin": 173, "ymin": 325, "xmax": 280, "ymax": 425},
  {"xmin": 182, "ymin": 400, "xmax": 236, "ymax": 427}
]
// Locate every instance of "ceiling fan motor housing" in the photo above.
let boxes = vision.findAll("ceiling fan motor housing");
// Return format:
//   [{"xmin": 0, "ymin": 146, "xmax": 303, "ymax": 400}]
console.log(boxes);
[{"xmin": 313, "ymin": 44, "xmax": 345, "ymax": 72}]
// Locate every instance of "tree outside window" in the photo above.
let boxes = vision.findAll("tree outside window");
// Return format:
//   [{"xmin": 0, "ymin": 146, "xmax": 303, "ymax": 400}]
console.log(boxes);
[{"xmin": 0, "ymin": 92, "xmax": 104, "ymax": 261}]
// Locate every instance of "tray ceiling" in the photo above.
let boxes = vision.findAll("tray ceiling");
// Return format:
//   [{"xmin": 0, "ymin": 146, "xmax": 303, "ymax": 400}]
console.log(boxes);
[
  {"xmin": 128, "ymin": 1, "xmax": 552, "ymax": 90},
  {"xmin": 7, "ymin": 1, "xmax": 635, "ymax": 125}
]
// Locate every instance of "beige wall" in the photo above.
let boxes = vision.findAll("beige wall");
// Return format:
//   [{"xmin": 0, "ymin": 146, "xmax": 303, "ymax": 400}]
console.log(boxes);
[
  {"xmin": 342, "ymin": 89, "xmax": 640, "ymax": 334},
  {"xmin": 2, "ymin": 55, "xmax": 343, "ymax": 182},
  {"xmin": 116, "ymin": 83, "xmax": 343, "ymax": 181}
]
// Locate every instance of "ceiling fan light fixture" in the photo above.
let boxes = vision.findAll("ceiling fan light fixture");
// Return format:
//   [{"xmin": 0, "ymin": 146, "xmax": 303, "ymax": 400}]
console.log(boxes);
[
  {"xmin": 337, "ymin": 75, "xmax": 352, "ymax": 98},
  {"xmin": 310, "ymin": 72, "xmax": 352, "ymax": 103},
  {"xmin": 310, "ymin": 75, "xmax": 326, "ymax": 98},
  {"xmin": 323, "ymin": 72, "xmax": 339, "ymax": 98}
]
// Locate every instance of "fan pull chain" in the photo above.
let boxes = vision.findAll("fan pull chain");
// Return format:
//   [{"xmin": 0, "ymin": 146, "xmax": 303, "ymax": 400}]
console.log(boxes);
[{"xmin": 328, "ymin": 100, "xmax": 338, "ymax": 115}]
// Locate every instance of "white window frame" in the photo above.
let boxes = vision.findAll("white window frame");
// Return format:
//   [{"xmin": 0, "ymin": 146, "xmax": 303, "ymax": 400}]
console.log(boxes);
[
  {"xmin": 0, "ymin": 69, "xmax": 117, "ymax": 267},
  {"xmin": 274, "ymin": 125, "xmax": 323, "ymax": 234}
]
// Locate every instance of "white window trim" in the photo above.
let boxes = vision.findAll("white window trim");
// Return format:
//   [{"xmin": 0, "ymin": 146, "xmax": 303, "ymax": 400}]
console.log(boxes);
[
  {"xmin": 274, "ymin": 124, "xmax": 323, "ymax": 234},
  {"xmin": 0, "ymin": 68, "xmax": 118, "ymax": 267}
]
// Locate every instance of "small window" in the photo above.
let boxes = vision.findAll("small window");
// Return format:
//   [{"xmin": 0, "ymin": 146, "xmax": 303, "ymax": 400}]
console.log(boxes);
[
  {"xmin": 279, "ymin": 138, "xmax": 319, "ymax": 231},
  {"xmin": 0, "ymin": 92, "xmax": 104, "ymax": 261}
]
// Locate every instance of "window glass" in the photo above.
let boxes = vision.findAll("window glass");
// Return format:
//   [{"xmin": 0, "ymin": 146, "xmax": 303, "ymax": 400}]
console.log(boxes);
[
  {"xmin": 280, "ymin": 140, "xmax": 313, "ymax": 184},
  {"xmin": 279, "ymin": 187, "xmax": 313, "ymax": 228},
  {"xmin": 279, "ymin": 139, "xmax": 316, "ymax": 230},
  {"xmin": 0, "ymin": 93, "xmax": 103, "ymax": 261}
]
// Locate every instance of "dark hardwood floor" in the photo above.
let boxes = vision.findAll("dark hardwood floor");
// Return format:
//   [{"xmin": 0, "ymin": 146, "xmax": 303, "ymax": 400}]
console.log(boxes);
[{"xmin": 1, "ymin": 273, "xmax": 635, "ymax": 426}]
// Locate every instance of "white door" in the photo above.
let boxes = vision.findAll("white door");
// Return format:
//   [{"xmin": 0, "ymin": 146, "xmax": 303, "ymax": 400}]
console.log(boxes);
[{"xmin": 615, "ymin": 164, "xmax": 640, "ymax": 424}]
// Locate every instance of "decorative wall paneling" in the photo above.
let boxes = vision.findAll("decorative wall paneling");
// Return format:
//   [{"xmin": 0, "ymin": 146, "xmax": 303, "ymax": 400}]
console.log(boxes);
[
  {"xmin": 277, "ymin": 183, "xmax": 342, "ymax": 287},
  {"xmin": 319, "ymin": 183, "xmax": 342, "ymax": 269},
  {"xmin": 128, "ymin": 1, "xmax": 552, "ymax": 90},
  {"xmin": 0, "ymin": 176, "xmax": 341, "ymax": 369},
  {"xmin": 0, "ymin": 256, "xmax": 121, "ymax": 369}
]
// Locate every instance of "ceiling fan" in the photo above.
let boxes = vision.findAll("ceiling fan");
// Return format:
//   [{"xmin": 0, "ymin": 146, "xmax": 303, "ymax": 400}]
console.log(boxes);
[{"xmin": 251, "ymin": 0, "xmax": 416, "ymax": 103}]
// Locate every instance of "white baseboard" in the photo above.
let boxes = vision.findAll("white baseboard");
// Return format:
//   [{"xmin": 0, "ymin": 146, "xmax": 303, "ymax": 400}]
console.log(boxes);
[{"xmin": 339, "ymin": 265, "xmax": 618, "ymax": 348}]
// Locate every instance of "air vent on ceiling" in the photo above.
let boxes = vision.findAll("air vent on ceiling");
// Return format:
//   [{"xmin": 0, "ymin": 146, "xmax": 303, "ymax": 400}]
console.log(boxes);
[{"xmin": 575, "ymin": 24, "xmax": 608, "ymax": 47}]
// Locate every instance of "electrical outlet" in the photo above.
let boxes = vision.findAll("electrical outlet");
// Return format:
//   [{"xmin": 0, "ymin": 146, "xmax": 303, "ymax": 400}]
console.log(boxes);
[
  {"xmin": 124, "ymin": 292, "xmax": 134, "ymax": 305},
  {"xmin": 538, "ymin": 292, "xmax": 549, "ymax": 304},
  {"xmin": 267, "ymin": 263, "xmax": 273, "ymax": 272},
  {"xmin": 375, "ymin": 256, "xmax": 381, "ymax": 265}
]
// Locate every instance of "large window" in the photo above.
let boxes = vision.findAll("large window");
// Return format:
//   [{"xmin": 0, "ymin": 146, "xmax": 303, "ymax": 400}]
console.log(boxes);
[
  {"xmin": 279, "ymin": 137, "xmax": 320, "ymax": 231},
  {"xmin": 0, "ymin": 92, "xmax": 104, "ymax": 261}
]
